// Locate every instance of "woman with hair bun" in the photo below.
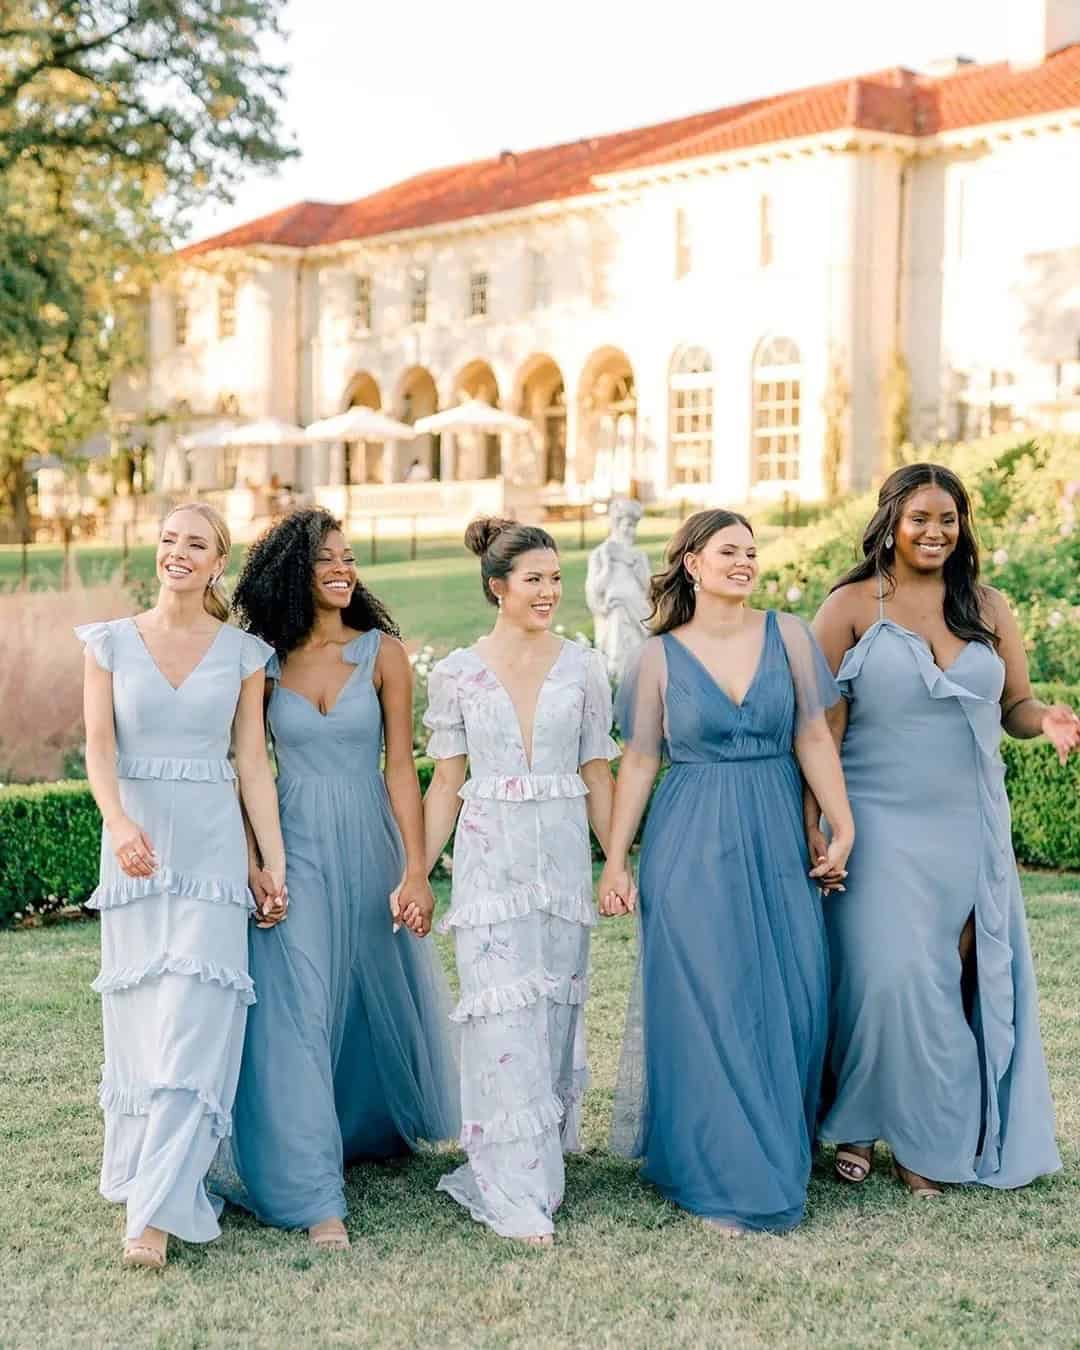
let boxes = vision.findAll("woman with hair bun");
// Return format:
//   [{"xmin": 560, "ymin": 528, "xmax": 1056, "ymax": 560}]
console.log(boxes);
[
  {"xmin": 421, "ymin": 516, "xmax": 618, "ymax": 1246},
  {"xmin": 809, "ymin": 463, "xmax": 1072, "ymax": 1197},
  {"xmin": 77, "ymin": 502, "xmax": 285, "ymax": 1269},
  {"xmin": 599, "ymin": 508, "xmax": 853, "ymax": 1235},
  {"xmin": 221, "ymin": 508, "xmax": 458, "ymax": 1250}
]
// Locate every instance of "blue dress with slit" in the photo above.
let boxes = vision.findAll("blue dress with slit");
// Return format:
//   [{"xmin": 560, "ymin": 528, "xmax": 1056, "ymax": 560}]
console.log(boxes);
[
  {"xmin": 216, "ymin": 630, "xmax": 459, "ymax": 1229},
  {"xmin": 611, "ymin": 611, "xmax": 839, "ymax": 1232},
  {"xmin": 818, "ymin": 602, "xmax": 1060, "ymax": 1187}
]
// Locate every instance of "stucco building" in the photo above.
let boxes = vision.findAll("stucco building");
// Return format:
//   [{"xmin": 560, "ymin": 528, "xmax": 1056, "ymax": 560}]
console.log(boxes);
[{"xmin": 126, "ymin": 0, "xmax": 1080, "ymax": 531}]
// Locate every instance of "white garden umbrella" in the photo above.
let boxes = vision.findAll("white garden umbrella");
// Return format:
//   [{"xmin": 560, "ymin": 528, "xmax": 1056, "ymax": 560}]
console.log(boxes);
[
  {"xmin": 177, "ymin": 418, "xmax": 309, "ymax": 451},
  {"xmin": 302, "ymin": 407, "xmax": 417, "ymax": 443},
  {"xmin": 412, "ymin": 398, "xmax": 533, "ymax": 436}
]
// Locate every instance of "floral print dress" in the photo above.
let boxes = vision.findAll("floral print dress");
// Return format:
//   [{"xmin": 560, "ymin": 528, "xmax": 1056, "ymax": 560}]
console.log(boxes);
[{"xmin": 425, "ymin": 639, "xmax": 617, "ymax": 1238}]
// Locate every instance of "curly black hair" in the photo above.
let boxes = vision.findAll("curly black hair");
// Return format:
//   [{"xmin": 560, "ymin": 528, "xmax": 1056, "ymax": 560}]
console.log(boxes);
[{"xmin": 231, "ymin": 507, "xmax": 400, "ymax": 654}]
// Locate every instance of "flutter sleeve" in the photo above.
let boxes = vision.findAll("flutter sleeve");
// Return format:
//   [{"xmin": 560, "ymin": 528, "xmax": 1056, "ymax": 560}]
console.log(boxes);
[
  {"xmin": 423, "ymin": 656, "xmax": 467, "ymax": 760},
  {"xmin": 239, "ymin": 630, "xmax": 275, "ymax": 678},
  {"xmin": 614, "ymin": 636, "xmax": 668, "ymax": 760},
  {"xmin": 74, "ymin": 621, "xmax": 114, "ymax": 673},
  {"xmin": 578, "ymin": 648, "xmax": 619, "ymax": 765},
  {"xmin": 776, "ymin": 611, "xmax": 842, "ymax": 734}
]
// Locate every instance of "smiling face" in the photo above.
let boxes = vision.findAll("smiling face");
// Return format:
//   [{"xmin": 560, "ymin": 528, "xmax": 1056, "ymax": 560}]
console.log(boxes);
[
  {"xmin": 157, "ymin": 508, "xmax": 224, "ymax": 597},
  {"xmin": 893, "ymin": 486, "xmax": 960, "ymax": 573},
  {"xmin": 312, "ymin": 529, "xmax": 357, "ymax": 611},
  {"xmin": 685, "ymin": 523, "xmax": 758, "ymax": 600},
  {"xmin": 491, "ymin": 547, "xmax": 562, "ymax": 631}
]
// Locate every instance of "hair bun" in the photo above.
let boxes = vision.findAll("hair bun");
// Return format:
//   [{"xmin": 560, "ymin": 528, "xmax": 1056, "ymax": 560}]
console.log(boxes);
[{"xmin": 464, "ymin": 516, "xmax": 513, "ymax": 556}]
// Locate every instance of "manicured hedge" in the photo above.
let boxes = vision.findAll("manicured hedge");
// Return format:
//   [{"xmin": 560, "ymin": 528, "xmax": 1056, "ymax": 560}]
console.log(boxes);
[{"xmin": 2, "ymin": 712, "xmax": 1077, "ymax": 923}]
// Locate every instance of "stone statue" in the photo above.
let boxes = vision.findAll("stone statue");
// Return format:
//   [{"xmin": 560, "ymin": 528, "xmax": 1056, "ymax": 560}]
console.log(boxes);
[{"xmin": 586, "ymin": 497, "xmax": 652, "ymax": 684}]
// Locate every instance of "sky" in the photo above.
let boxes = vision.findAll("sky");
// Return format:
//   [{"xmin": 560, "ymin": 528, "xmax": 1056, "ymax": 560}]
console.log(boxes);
[{"xmin": 188, "ymin": 0, "xmax": 1015, "ymax": 244}]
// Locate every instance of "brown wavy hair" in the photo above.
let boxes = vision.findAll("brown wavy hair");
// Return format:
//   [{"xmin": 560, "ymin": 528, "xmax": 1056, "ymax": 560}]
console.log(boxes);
[
  {"xmin": 831, "ymin": 462, "xmax": 997, "ymax": 648},
  {"xmin": 648, "ymin": 509, "xmax": 753, "ymax": 635}
]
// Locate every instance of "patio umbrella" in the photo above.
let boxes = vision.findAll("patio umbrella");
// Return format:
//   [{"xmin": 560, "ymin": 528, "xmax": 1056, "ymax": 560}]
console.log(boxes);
[
  {"xmin": 177, "ymin": 418, "xmax": 309, "ymax": 452},
  {"xmin": 412, "ymin": 398, "xmax": 532, "ymax": 436},
  {"xmin": 302, "ymin": 407, "xmax": 416, "ymax": 443}
]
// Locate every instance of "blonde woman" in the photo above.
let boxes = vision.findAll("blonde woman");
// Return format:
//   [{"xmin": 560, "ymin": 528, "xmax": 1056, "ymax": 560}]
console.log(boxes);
[{"xmin": 77, "ymin": 503, "xmax": 285, "ymax": 1269}]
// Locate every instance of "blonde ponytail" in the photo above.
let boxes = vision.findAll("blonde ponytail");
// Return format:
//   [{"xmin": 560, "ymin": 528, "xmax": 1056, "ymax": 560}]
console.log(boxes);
[{"xmin": 161, "ymin": 501, "xmax": 233, "ymax": 622}]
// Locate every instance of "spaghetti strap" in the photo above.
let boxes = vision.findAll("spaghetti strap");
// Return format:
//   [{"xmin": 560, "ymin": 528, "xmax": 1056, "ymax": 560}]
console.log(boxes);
[{"xmin": 876, "ymin": 575, "xmax": 886, "ymax": 621}]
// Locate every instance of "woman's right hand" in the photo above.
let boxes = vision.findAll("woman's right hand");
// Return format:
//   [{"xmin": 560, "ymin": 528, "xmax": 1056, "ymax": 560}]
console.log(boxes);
[
  {"xmin": 251, "ymin": 862, "xmax": 288, "ymax": 929},
  {"xmin": 809, "ymin": 828, "xmax": 852, "ymax": 895},
  {"xmin": 107, "ymin": 816, "xmax": 157, "ymax": 878},
  {"xmin": 598, "ymin": 860, "xmax": 634, "ymax": 917}
]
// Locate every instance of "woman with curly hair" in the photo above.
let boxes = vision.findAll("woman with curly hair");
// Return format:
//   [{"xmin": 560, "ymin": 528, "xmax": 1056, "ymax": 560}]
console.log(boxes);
[
  {"xmin": 218, "ymin": 508, "xmax": 459, "ymax": 1250},
  {"xmin": 808, "ymin": 463, "xmax": 1074, "ymax": 1197}
]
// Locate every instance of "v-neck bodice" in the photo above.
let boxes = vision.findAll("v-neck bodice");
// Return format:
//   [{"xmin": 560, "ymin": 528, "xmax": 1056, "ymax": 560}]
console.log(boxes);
[
  {"xmin": 74, "ymin": 618, "xmax": 272, "ymax": 780},
  {"xmin": 267, "ymin": 630, "xmax": 383, "ymax": 782}
]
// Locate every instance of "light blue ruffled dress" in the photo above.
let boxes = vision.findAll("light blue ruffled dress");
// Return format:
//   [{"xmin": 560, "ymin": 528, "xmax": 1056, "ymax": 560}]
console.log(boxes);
[
  {"xmin": 217, "ymin": 630, "xmax": 459, "ymax": 1230},
  {"xmin": 424, "ymin": 640, "xmax": 617, "ymax": 1239},
  {"xmin": 818, "ymin": 600, "xmax": 1061, "ymax": 1186},
  {"xmin": 75, "ymin": 617, "xmax": 272, "ymax": 1243},
  {"xmin": 612, "ymin": 612, "xmax": 838, "ymax": 1232}
]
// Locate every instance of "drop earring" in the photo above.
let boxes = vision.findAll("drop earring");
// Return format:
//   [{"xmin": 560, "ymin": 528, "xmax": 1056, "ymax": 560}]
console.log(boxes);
[{"xmin": 885, "ymin": 533, "xmax": 894, "ymax": 549}]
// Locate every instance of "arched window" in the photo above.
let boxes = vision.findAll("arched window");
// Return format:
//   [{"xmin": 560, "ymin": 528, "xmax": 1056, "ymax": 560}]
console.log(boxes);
[
  {"xmin": 752, "ymin": 337, "xmax": 801, "ymax": 482},
  {"xmin": 668, "ymin": 345, "xmax": 713, "ymax": 485}
]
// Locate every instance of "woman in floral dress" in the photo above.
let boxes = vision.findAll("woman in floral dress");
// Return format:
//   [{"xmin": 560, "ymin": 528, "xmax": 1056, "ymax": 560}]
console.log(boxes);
[{"xmin": 421, "ymin": 518, "xmax": 617, "ymax": 1245}]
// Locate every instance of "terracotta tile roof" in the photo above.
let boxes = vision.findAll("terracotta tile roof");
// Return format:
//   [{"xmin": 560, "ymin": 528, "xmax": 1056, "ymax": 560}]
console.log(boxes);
[{"xmin": 181, "ymin": 45, "xmax": 1080, "ymax": 257}]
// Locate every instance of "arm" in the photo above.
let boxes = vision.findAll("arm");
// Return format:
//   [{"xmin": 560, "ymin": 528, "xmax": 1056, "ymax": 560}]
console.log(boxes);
[
  {"xmin": 804, "ymin": 589, "xmax": 858, "ymax": 887},
  {"xmin": 989, "ymin": 588, "xmax": 1080, "ymax": 763},
  {"xmin": 422, "ymin": 756, "xmax": 466, "ymax": 874},
  {"xmin": 82, "ymin": 651, "xmax": 157, "ymax": 878},
  {"xmin": 233, "ymin": 668, "xmax": 287, "ymax": 925},
  {"xmin": 795, "ymin": 719, "xmax": 854, "ymax": 888},
  {"xmin": 580, "ymin": 757, "xmax": 615, "ymax": 857},
  {"xmin": 597, "ymin": 748, "xmax": 658, "ymax": 916},
  {"xmin": 377, "ymin": 637, "xmax": 437, "ymax": 937}
]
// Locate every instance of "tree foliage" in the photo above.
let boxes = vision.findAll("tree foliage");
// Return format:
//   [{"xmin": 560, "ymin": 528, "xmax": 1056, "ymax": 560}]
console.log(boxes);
[{"xmin": 0, "ymin": 1, "xmax": 296, "ymax": 523}]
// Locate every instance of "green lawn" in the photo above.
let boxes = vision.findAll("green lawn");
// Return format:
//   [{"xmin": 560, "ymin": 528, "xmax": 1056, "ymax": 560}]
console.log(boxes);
[{"xmin": 2, "ymin": 873, "xmax": 1079, "ymax": 1348}]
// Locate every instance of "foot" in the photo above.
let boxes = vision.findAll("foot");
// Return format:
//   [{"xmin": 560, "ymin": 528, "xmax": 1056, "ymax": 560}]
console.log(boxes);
[
  {"xmin": 309, "ymin": 1218, "xmax": 350, "ymax": 1251},
  {"xmin": 834, "ymin": 1144, "xmax": 874, "ymax": 1184},
  {"xmin": 509, "ymin": 1233, "xmax": 554, "ymax": 1248},
  {"xmin": 702, "ymin": 1218, "xmax": 745, "ymax": 1238},
  {"xmin": 894, "ymin": 1162, "xmax": 944, "ymax": 1198},
  {"xmin": 123, "ymin": 1226, "xmax": 167, "ymax": 1269}
]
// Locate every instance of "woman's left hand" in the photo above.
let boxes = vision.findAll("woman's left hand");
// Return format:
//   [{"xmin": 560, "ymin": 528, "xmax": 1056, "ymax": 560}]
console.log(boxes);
[
  {"xmin": 809, "ymin": 833, "xmax": 851, "ymax": 895},
  {"xmin": 253, "ymin": 865, "xmax": 288, "ymax": 929},
  {"xmin": 1042, "ymin": 704, "xmax": 1080, "ymax": 765},
  {"xmin": 391, "ymin": 874, "xmax": 436, "ymax": 937}
]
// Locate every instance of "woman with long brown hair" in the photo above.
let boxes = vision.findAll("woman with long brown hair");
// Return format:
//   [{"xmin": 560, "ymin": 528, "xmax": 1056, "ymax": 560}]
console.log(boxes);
[
  {"xmin": 77, "ymin": 502, "xmax": 285, "ymax": 1269},
  {"xmin": 599, "ymin": 509, "xmax": 853, "ymax": 1234},
  {"xmin": 809, "ymin": 463, "xmax": 1075, "ymax": 1197}
]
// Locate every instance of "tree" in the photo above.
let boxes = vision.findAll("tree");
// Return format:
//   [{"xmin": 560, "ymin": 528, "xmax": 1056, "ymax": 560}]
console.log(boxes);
[{"xmin": 0, "ymin": 1, "xmax": 296, "ymax": 527}]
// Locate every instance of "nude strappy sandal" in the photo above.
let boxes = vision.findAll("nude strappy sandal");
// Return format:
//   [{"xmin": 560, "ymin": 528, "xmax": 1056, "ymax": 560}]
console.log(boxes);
[
  {"xmin": 123, "ymin": 1231, "xmax": 167, "ymax": 1269},
  {"xmin": 893, "ymin": 1162, "xmax": 944, "ymax": 1198},
  {"xmin": 834, "ymin": 1147, "xmax": 874, "ymax": 1184},
  {"xmin": 309, "ymin": 1218, "xmax": 351, "ymax": 1251}
]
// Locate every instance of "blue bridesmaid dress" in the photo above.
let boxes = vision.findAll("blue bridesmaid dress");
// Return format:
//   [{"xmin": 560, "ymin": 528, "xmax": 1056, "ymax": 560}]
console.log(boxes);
[
  {"xmin": 220, "ymin": 630, "xmax": 459, "ymax": 1229},
  {"xmin": 612, "ymin": 611, "xmax": 839, "ymax": 1232},
  {"xmin": 74, "ymin": 618, "xmax": 272, "ymax": 1243},
  {"xmin": 818, "ymin": 597, "xmax": 1061, "ymax": 1186}
]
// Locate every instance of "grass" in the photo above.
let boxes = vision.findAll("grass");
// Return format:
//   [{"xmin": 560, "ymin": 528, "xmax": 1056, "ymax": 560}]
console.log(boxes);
[{"xmin": 2, "ymin": 872, "xmax": 1079, "ymax": 1348}]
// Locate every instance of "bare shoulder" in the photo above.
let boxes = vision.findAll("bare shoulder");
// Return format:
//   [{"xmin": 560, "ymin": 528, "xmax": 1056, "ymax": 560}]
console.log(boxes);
[
  {"xmin": 374, "ymin": 631, "xmax": 409, "ymax": 669},
  {"xmin": 977, "ymin": 584, "xmax": 1010, "ymax": 629},
  {"xmin": 817, "ymin": 578, "xmax": 877, "ymax": 630}
]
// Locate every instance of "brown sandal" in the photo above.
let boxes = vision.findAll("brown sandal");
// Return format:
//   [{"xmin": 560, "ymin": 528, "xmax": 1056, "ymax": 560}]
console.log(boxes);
[
  {"xmin": 123, "ymin": 1228, "xmax": 168, "ymax": 1269},
  {"xmin": 834, "ymin": 1146, "xmax": 874, "ymax": 1184},
  {"xmin": 893, "ymin": 1162, "xmax": 944, "ymax": 1198},
  {"xmin": 309, "ymin": 1218, "xmax": 351, "ymax": 1251}
]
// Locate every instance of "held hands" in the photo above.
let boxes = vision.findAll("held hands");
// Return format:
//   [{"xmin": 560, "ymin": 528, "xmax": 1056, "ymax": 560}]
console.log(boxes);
[
  {"xmin": 598, "ymin": 860, "xmax": 636, "ymax": 917},
  {"xmin": 807, "ymin": 822, "xmax": 852, "ymax": 896},
  {"xmin": 108, "ymin": 816, "xmax": 158, "ymax": 879},
  {"xmin": 1042, "ymin": 704, "xmax": 1080, "ymax": 765},
  {"xmin": 390, "ymin": 872, "xmax": 436, "ymax": 937},
  {"xmin": 250, "ymin": 860, "xmax": 288, "ymax": 929}
]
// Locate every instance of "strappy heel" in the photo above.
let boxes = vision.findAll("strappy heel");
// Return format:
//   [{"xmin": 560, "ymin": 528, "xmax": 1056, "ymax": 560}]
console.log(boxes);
[{"xmin": 123, "ymin": 1227, "xmax": 168, "ymax": 1269}]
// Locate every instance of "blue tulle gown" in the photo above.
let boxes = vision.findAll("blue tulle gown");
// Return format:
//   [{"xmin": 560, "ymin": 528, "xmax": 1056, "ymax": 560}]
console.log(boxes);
[
  {"xmin": 612, "ymin": 611, "xmax": 839, "ymax": 1232},
  {"xmin": 216, "ymin": 630, "xmax": 459, "ymax": 1229},
  {"xmin": 818, "ymin": 601, "xmax": 1061, "ymax": 1186}
]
